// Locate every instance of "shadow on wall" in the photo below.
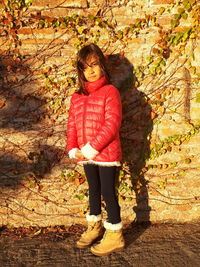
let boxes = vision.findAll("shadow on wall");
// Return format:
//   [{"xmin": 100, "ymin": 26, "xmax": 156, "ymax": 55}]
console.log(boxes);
[
  {"xmin": 107, "ymin": 53, "xmax": 153, "ymax": 242},
  {"xmin": 0, "ymin": 58, "xmax": 45, "ymax": 131},
  {"xmin": 0, "ymin": 55, "xmax": 64, "ymax": 188}
]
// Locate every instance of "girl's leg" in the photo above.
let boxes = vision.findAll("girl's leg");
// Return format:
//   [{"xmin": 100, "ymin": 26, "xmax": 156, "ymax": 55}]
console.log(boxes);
[
  {"xmin": 90, "ymin": 166, "xmax": 124, "ymax": 256},
  {"xmin": 99, "ymin": 166, "xmax": 121, "ymax": 224},
  {"xmin": 83, "ymin": 164, "xmax": 101, "ymax": 216}
]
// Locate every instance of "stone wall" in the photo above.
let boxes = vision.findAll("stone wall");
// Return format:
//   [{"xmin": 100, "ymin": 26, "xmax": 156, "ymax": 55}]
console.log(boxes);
[{"xmin": 0, "ymin": 0, "xmax": 199, "ymax": 227}]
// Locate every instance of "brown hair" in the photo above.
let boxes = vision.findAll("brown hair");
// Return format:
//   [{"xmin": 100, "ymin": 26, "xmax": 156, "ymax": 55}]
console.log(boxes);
[{"xmin": 76, "ymin": 43, "xmax": 110, "ymax": 95}]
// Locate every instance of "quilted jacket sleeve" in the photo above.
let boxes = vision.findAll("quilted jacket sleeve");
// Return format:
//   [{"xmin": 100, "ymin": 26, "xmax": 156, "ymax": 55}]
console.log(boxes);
[
  {"xmin": 89, "ymin": 86, "xmax": 122, "ymax": 152},
  {"xmin": 66, "ymin": 96, "xmax": 79, "ymax": 153}
]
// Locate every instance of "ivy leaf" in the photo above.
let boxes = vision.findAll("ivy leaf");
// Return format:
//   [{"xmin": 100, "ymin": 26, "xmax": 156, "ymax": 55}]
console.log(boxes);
[
  {"xmin": 182, "ymin": 28, "xmax": 191, "ymax": 41},
  {"xmin": 160, "ymin": 59, "xmax": 166, "ymax": 66},
  {"xmin": 151, "ymin": 111, "xmax": 157, "ymax": 120},
  {"xmin": 77, "ymin": 26, "xmax": 83, "ymax": 34},
  {"xmin": 60, "ymin": 22, "xmax": 67, "ymax": 29},
  {"xmin": 9, "ymin": 28, "xmax": 15, "ymax": 34},
  {"xmin": 184, "ymin": 158, "xmax": 192, "ymax": 164},
  {"xmin": 146, "ymin": 55, "xmax": 153, "ymax": 63},
  {"xmin": 137, "ymin": 71, "xmax": 143, "ymax": 78},
  {"xmin": 0, "ymin": 102, "xmax": 5, "ymax": 108},
  {"xmin": 171, "ymin": 20, "xmax": 179, "ymax": 28},
  {"xmin": 156, "ymin": 66, "xmax": 162, "ymax": 74},
  {"xmin": 95, "ymin": 18, "xmax": 101, "ymax": 26},
  {"xmin": 101, "ymin": 22, "xmax": 108, "ymax": 29},
  {"xmin": 196, "ymin": 93, "xmax": 200, "ymax": 103},
  {"xmin": 88, "ymin": 15, "xmax": 95, "ymax": 20},
  {"xmin": 178, "ymin": 8, "xmax": 185, "ymax": 14},
  {"xmin": 173, "ymin": 32, "xmax": 183, "ymax": 44},
  {"xmin": 174, "ymin": 13, "xmax": 181, "ymax": 20},
  {"xmin": 135, "ymin": 19, "xmax": 141, "ymax": 27},
  {"xmin": 33, "ymin": 229, "xmax": 42, "ymax": 236},
  {"xmin": 152, "ymin": 48, "xmax": 159, "ymax": 54},
  {"xmin": 158, "ymin": 7, "xmax": 165, "ymax": 15},
  {"xmin": 3, "ymin": 19, "xmax": 11, "ymax": 25},
  {"xmin": 190, "ymin": 66, "xmax": 196, "ymax": 74},
  {"xmin": 117, "ymin": 30, "xmax": 123, "ymax": 39},
  {"xmin": 181, "ymin": 12, "xmax": 188, "ymax": 20},
  {"xmin": 38, "ymin": 20, "xmax": 45, "ymax": 28},
  {"xmin": 75, "ymin": 194, "xmax": 85, "ymax": 200},
  {"xmin": 184, "ymin": 3, "xmax": 191, "ymax": 11}
]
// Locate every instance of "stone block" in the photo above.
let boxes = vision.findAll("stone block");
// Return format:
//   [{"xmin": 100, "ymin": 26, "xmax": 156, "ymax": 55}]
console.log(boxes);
[
  {"xmin": 151, "ymin": 0, "xmax": 174, "ymax": 5},
  {"xmin": 31, "ymin": 0, "xmax": 88, "ymax": 8}
]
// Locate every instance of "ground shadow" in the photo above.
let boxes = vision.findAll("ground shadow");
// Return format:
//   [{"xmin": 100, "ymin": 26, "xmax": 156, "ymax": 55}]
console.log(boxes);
[
  {"xmin": 107, "ymin": 53, "xmax": 153, "ymax": 246},
  {"xmin": 0, "ymin": 55, "xmax": 64, "ymax": 187}
]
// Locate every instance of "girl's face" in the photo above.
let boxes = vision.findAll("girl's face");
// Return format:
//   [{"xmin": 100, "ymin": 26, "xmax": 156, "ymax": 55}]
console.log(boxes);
[{"xmin": 83, "ymin": 54, "xmax": 103, "ymax": 82}]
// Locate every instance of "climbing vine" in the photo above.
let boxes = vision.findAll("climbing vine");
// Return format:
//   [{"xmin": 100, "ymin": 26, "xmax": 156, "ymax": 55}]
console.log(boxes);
[{"xmin": 0, "ymin": 0, "xmax": 199, "ymax": 221}]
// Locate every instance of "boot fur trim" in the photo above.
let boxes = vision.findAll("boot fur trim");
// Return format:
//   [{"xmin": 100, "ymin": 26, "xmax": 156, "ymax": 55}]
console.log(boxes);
[
  {"xmin": 104, "ymin": 221, "xmax": 123, "ymax": 231},
  {"xmin": 86, "ymin": 214, "xmax": 102, "ymax": 222}
]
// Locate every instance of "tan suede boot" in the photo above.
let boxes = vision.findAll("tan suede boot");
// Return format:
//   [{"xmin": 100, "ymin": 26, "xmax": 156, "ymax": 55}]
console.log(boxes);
[
  {"xmin": 90, "ymin": 221, "xmax": 125, "ymax": 256},
  {"xmin": 76, "ymin": 214, "xmax": 103, "ymax": 248}
]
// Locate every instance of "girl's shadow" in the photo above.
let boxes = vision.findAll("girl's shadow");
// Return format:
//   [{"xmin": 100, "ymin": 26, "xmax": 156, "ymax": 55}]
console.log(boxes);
[{"xmin": 107, "ymin": 53, "xmax": 153, "ymax": 246}]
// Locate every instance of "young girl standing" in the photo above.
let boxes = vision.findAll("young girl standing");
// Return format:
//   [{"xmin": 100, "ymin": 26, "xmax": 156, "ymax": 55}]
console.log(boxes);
[{"xmin": 66, "ymin": 43, "xmax": 124, "ymax": 256}]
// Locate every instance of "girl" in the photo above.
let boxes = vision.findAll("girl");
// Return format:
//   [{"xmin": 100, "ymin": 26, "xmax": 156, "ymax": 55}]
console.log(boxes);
[{"xmin": 66, "ymin": 43, "xmax": 124, "ymax": 256}]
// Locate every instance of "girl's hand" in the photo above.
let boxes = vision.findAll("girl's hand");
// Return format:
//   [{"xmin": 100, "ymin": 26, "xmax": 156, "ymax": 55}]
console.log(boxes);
[{"xmin": 75, "ymin": 150, "xmax": 85, "ymax": 159}]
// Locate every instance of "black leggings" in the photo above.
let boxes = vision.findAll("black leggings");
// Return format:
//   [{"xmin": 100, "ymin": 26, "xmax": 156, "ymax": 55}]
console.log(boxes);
[{"xmin": 83, "ymin": 164, "xmax": 121, "ymax": 224}]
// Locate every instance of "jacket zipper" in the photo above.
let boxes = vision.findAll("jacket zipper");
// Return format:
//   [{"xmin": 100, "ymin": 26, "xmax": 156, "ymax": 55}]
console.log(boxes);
[{"xmin": 82, "ymin": 97, "xmax": 88, "ymax": 145}]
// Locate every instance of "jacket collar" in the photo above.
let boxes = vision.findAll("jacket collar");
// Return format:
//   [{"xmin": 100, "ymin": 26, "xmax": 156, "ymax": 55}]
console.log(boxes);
[{"xmin": 85, "ymin": 76, "xmax": 108, "ymax": 94}]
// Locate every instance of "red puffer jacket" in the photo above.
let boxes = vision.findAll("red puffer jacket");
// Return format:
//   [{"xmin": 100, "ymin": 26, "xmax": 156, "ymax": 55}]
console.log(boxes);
[{"xmin": 66, "ymin": 76, "xmax": 122, "ymax": 164}]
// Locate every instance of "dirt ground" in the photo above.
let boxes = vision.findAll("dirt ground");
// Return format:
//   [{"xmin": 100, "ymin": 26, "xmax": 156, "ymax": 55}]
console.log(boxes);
[{"xmin": 0, "ymin": 222, "xmax": 199, "ymax": 267}]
